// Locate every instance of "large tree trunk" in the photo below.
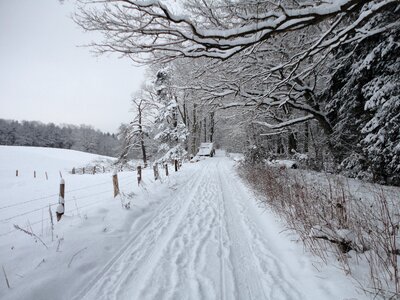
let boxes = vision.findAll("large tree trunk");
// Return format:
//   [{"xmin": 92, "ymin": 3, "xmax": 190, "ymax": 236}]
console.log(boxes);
[
  {"xmin": 304, "ymin": 122, "xmax": 309, "ymax": 153},
  {"xmin": 198, "ymin": 120, "xmax": 202, "ymax": 147},
  {"xmin": 138, "ymin": 108, "xmax": 147, "ymax": 165},
  {"xmin": 277, "ymin": 135, "xmax": 284, "ymax": 155},
  {"xmin": 288, "ymin": 132, "xmax": 297, "ymax": 155},
  {"xmin": 310, "ymin": 126, "xmax": 323, "ymax": 170},
  {"xmin": 203, "ymin": 118, "xmax": 207, "ymax": 142},
  {"xmin": 172, "ymin": 98, "xmax": 178, "ymax": 137},
  {"xmin": 140, "ymin": 138, "xmax": 147, "ymax": 165},
  {"xmin": 191, "ymin": 103, "xmax": 198, "ymax": 155},
  {"xmin": 209, "ymin": 111, "xmax": 215, "ymax": 142},
  {"xmin": 182, "ymin": 99, "xmax": 189, "ymax": 151}
]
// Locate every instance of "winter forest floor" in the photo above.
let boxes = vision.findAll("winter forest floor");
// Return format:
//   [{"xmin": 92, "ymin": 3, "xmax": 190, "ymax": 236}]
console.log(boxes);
[{"xmin": 1, "ymin": 147, "xmax": 368, "ymax": 299}]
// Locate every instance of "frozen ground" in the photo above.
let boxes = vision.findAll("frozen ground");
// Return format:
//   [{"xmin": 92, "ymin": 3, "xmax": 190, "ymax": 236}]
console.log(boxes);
[{"xmin": 0, "ymin": 146, "xmax": 367, "ymax": 299}]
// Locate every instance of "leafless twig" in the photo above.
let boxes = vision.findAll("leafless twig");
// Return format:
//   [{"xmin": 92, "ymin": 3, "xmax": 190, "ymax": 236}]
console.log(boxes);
[
  {"xmin": 68, "ymin": 247, "xmax": 87, "ymax": 268},
  {"xmin": 2, "ymin": 265, "xmax": 10, "ymax": 289},
  {"xmin": 13, "ymin": 224, "xmax": 48, "ymax": 249}
]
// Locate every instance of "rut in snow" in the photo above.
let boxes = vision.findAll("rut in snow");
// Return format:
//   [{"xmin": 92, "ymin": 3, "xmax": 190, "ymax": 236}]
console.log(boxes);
[{"xmin": 73, "ymin": 156, "xmax": 362, "ymax": 300}]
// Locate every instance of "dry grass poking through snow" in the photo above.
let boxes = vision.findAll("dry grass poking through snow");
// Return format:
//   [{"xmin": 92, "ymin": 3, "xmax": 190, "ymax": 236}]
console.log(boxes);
[{"xmin": 239, "ymin": 164, "xmax": 400, "ymax": 299}]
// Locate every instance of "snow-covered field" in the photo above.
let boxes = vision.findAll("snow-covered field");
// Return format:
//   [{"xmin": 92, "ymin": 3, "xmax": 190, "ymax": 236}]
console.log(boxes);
[{"xmin": 0, "ymin": 146, "xmax": 367, "ymax": 299}]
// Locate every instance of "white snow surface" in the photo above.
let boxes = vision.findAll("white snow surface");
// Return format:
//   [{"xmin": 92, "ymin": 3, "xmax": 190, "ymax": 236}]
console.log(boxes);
[{"xmin": 0, "ymin": 146, "xmax": 367, "ymax": 299}]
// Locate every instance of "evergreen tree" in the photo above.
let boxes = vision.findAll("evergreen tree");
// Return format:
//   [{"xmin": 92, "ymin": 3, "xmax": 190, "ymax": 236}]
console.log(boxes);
[{"xmin": 324, "ymin": 5, "xmax": 400, "ymax": 184}]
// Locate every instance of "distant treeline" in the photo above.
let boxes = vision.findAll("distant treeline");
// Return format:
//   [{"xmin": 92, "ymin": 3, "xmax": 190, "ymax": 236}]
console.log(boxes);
[{"xmin": 0, "ymin": 119, "xmax": 120, "ymax": 157}]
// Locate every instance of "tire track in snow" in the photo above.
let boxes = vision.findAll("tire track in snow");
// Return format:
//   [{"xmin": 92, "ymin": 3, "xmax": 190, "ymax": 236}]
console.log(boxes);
[
  {"xmin": 216, "ymin": 161, "xmax": 269, "ymax": 300},
  {"xmin": 213, "ymin": 159, "xmax": 238, "ymax": 300},
  {"xmin": 137, "ymin": 159, "xmax": 225, "ymax": 300},
  {"xmin": 73, "ymin": 161, "xmax": 211, "ymax": 300},
  {"xmin": 218, "ymin": 159, "xmax": 303, "ymax": 300},
  {"xmin": 217, "ymin": 160, "xmax": 227, "ymax": 300},
  {"xmin": 112, "ymin": 163, "xmax": 213, "ymax": 300}
]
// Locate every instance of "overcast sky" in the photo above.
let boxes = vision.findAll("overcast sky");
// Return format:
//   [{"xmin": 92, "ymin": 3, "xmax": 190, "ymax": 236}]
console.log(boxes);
[{"xmin": 0, "ymin": 0, "xmax": 145, "ymax": 133}]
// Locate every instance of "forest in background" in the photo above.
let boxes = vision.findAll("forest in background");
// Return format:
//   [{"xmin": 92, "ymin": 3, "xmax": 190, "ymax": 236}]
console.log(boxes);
[{"xmin": 0, "ymin": 119, "xmax": 120, "ymax": 157}]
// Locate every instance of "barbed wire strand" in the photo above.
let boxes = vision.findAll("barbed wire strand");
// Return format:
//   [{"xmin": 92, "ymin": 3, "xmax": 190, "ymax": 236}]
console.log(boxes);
[
  {"xmin": 0, "ymin": 173, "xmax": 137, "ymax": 211},
  {"xmin": 0, "ymin": 171, "xmax": 156, "ymax": 235}
]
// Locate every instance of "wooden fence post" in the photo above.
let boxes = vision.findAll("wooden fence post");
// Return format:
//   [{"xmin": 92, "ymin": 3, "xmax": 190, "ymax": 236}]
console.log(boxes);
[
  {"xmin": 56, "ymin": 179, "xmax": 65, "ymax": 222},
  {"xmin": 34, "ymin": 171, "xmax": 36, "ymax": 178},
  {"xmin": 93, "ymin": 166, "xmax": 96, "ymax": 175},
  {"xmin": 174, "ymin": 160, "xmax": 178, "ymax": 172},
  {"xmin": 165, "ymin": 163, "xmax": 169, "ymax": 176},
  {"xmin": 103, "ymin": 166, "xmax": 105, "ymax": 173},
  {"xmin": 153, "ymin": 163, "xmax": 159, "ymax": 180},
  {"xmin": 45, "ymin": 172, "xmax": 48, "ymax": 180},
  {"xmin": 112, "ymin": 170, "xmax": 120, "ymax": 198},
  {"xmin": 16, "ymin": 170, "xmax": 18, "ymax": 177},
  {"xmin": 137, "ymin": 166, "xmax": 142, "ymax": 185},
  {"xmin": 82, "ymin": 167, "xmax": 85, "ymax": 174},
  {"xmin": 72, "ymin": 167, "xmax": 75, "ymax": 174}
]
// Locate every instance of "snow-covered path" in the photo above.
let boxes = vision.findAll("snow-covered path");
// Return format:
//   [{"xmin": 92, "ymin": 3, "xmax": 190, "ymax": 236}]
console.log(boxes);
[{"xmin": 73, "ymin": 155, "xmax": 363, "ymax": 300}]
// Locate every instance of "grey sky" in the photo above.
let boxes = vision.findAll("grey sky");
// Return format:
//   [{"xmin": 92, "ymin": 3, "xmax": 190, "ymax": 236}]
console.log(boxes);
[{"xmin": 0, "ymin": 0, "xmax": 145, "ymax": 133}]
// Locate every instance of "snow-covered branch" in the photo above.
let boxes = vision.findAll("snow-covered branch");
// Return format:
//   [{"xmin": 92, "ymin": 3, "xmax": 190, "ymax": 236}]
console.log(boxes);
[
  {"xmin": 76, "ymin": 0, "xmax": 397, "ymax": 62},
  {"xmin": 253, "ymin": 114, "xmax": 314, "ymax": 130}
]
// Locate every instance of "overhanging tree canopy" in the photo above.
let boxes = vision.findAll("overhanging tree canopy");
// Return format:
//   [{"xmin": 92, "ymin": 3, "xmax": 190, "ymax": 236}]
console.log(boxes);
[{"xmin": 76, "ymin": 0, "xmax": 398, "ymax": 63}]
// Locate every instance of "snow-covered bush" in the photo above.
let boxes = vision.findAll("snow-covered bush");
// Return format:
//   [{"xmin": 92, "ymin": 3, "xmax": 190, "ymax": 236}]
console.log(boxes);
[
  {"xmin": 339, "ymin": 153, "xmax": 374, "ymax": 182},
  {"xmin": 157, "ymin": 144, "xmax": 187, "ymax": 163},
  {"xmin": 152, "ymin": 67, "xmax": 189, "ymax": 163},
  {"xmin": 243, "ymin": 144, "xmax": 268, "ymax": 164}
]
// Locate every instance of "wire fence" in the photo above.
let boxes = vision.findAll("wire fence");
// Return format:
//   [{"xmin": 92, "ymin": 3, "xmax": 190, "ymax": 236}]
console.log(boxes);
[
  {"xmin": 0, "ymin": 174, "xmax": 137, "ymax": 211},
  {"xmin": 0, "ymin": 193, "xmax": 59, "ymax": 210},
  {"xmin": 0, "ymin": 180, "xmax": 134, "ymax": 237},
  {"xmin": 0, "ymin": 163, "xmax": 179, "ymax": 237}
]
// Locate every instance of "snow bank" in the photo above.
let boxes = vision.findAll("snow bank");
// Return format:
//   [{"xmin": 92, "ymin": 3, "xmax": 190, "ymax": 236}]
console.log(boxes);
[{"xmin": 0, "ymin": 146, "xmax": 191, "ymax": 299}]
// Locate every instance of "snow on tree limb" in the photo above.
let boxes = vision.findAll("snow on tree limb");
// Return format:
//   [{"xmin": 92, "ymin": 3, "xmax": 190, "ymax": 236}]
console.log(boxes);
[
  {"xmin": 253, "ymin": 114, "xmax": 314, "ymax": 130},
  {"xmin": 76, "ymin": 0, "xmax": 397, "ymax": 62}
]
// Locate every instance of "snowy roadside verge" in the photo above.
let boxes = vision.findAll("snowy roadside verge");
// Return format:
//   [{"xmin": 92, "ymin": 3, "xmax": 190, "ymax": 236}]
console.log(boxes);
[
  {"xmin": 0, "ymin": 146, "xmax": 190, "ymax": 300},
  {"xmin": 237, "ymin": 162, "xmax": 400, "ymax": 299}
]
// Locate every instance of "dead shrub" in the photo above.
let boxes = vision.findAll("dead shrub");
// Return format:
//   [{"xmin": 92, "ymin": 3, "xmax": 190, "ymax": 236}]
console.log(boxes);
[{"xmin": 239, "ymin": 163, "xmax": 400, "ymax": 298}]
